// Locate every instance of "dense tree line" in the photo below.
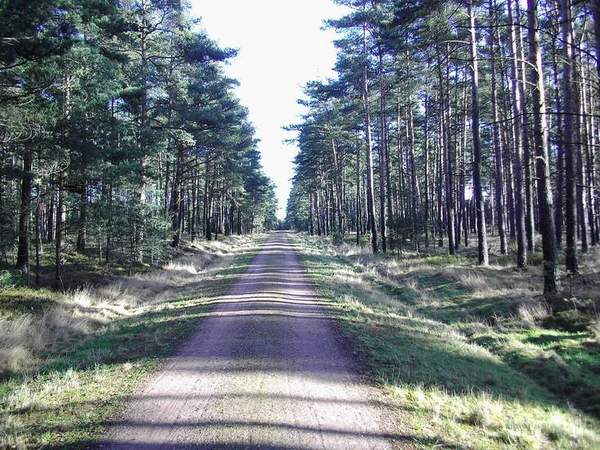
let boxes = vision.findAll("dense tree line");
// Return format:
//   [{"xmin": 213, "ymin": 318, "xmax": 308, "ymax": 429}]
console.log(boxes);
[
  {"xmin": 286, "ymin": 0, "xmax": 600, "ymax": 302},
  {"xmin": 1, "ymin": 0, "xmax": 277, "ymax": 285}
]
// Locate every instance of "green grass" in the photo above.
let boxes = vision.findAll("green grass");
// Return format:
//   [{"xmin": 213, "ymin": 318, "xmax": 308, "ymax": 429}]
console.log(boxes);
[
  {"xmin": 0, "ymin": 240, "xmax": 261, "ymax": 448},
  {"xmin": 292, "ymin": 233, "xmax": 600, "ymax": 449},
  {"xmin": 0, "ymin": 286, "xmax": 59, "ymax": 320},
  {"xmin": 471, "ymin": 328, "xmax": 600, "ymax": 418}
]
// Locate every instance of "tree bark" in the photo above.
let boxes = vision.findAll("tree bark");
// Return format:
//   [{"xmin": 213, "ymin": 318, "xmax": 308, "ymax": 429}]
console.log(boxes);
[
  {"xmin": 76, "ymin": 183, "xmax": 87, "ymax": 254},
  {"xmin": 508, "ymin": 0, "xmax": 528, "ymax": 268},
  {"xmin": 560, "ymin": 0, "xmax": 578, "ymax": 272},
  {"xmin": 363, "ymin": 23, "xmax": 378, "ymax": 253},
  {"xmin": 527, "ymin": 0, "xmax": 559, "ymax": 296},
  {"xmin": 489, "ymin": 0, "xmax": 507, "ymax": 255},
  {"xmin": 55, "ymin": 173, "xmax": 64, "ymax": 288},
  {"xmin": 16, "ymin": 150, "xmax": 33, "ymax": 273},
  {"xmin": 378, "ymin": 47, "xmax": 387, "ymax": 252},
  {"xmin": 355, "ymin": 136, "xmax": 361, "ymax": 245},
  {"xmin": 469, "ymin": 0, "xmax": 489, "ymax": 265}
]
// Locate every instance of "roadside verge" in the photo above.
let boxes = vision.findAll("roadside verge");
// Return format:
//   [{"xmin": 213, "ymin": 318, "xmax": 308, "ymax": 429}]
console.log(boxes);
[
  {"xmin": 291, "ymin": 233, "xmax": 600, "ymax": 450},
  {"xmin": 0, "ymin": 235, "xmax": 263, "ymax": 448}
]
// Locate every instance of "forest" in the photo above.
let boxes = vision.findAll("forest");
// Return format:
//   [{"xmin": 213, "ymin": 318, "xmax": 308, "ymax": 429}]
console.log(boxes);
[
  {"xmin": 286, "ymin": 0, "xmax": 600, "ymax": 304},
  {"xmin": 2, "ymin": 0, "xmax": 600, "ymax": 448},
  {"xmin": 0, "ymin": 0, "xmax": 278, "ymax": 288}
]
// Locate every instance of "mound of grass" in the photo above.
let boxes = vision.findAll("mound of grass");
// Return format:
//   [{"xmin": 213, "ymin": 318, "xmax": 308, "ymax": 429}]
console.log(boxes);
[
  {"xmin": 0, "ymin": 286, "xmax": 59, "ymax": 319},
  {"xmin": 471, "ymin": 328, "xmax": 600, "ymax": 418},
  {"xmin": 293, "ymin": 233, "xmax": 600, "ymax": 449}
]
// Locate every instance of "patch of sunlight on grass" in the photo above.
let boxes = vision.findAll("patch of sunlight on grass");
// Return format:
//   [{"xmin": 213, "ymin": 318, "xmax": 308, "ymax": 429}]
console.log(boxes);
[
  {"xmin": 291, "ymin": 233, "xmax": 600, "ymax": 449},
  {"xmin": 386, "ymin": 383, "xmax": 596, "ymax": 449}
]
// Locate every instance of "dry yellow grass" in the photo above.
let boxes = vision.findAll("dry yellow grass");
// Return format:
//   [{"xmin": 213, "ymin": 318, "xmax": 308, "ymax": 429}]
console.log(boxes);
[{"xmin": 0, "ymin": 235, "xmax": 258, "ymax": 375}]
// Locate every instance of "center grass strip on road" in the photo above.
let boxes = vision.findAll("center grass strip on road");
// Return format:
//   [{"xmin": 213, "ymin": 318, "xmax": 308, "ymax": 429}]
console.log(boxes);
[
  {"xmin": 0, "ymin": 238, "xmax": 264, "ymax": 449},
  {"xmin": 291, "ymin": 233, "xmax": 600, "ymax": 450}
]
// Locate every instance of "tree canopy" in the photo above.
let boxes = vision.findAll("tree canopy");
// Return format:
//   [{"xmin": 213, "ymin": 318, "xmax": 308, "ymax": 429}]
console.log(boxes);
[{"xmin": 1, "ymin": 0, "xmax": 277, "ymax": 283}]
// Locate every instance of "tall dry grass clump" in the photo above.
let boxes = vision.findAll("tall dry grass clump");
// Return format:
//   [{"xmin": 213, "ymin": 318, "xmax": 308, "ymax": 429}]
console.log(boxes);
[{"xmin": 0, "ymin": 235, "xmax": 256, "ymax": 376}]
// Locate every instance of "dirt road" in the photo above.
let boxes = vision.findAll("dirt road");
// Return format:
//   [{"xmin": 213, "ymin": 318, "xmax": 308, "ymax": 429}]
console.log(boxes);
[{"xmin": 100, "ymin": 232, "xmax": 395, "ymax": 449}]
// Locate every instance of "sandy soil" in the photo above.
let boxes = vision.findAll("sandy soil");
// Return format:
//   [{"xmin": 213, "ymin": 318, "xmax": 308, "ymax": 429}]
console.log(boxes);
[{"xmin": 99, "ymin": 232, "xmax": 398, "ymax": 449}]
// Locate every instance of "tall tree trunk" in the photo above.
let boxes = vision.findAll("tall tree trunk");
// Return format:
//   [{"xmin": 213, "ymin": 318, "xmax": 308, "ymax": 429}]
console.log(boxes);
[
  {"xmin": 355, "ymin": 136, "xmax": 361, "ymax": 245},
  {"xmin": 575, "ymin": 45, "xmax": 589, "ymax": 253},
  {"xmin": 469, "ymin": 0, "xmax": 489, "ymax": 265},
  {"xmin": 106, "ymin": 183, "xmax": 113, "ymax": 264},
  {"xmin": 16, "ymin": 150, "xmax": 32, "ymax": 273},
  {"xmin": 489, "ymin": 0, "xmax": 507, "ymax": 255},
  {"xmin": 459, "ymin": 86, "xmax": 468, "ymax": 249},
  {"xmin": 585, "ymin": 59, "xmax": 598, "ymax": 246},
  {"xmin": 551, "ymin": 25, "xmax": 564, "ymax": 249},
  {"xmin": 407, "ymin": 98, "xmax": 420, "ymax": 250},
  {"xmin": 170, "ymin": 145, "xmax": 184, "ymax": 247},
  {"xmin": 527, "ymin": 0, "xmax": 559, "ymax": 296},
  {"xmin": 76, "ymin": 183, "xmax": 87, "ymax": 254},
  {"xmin": 47, "ymin": 183, "xmax": 55, "ymax": 242},
  {"xmin": 435, "ymin": 113, "xmax": 444, "ymax": 247},
  {"xmin": 499, "ymin": 40, "xmax": 517, "ymax": 241},
  {"xmin": 592, "ymin": 0, "xmax": 600, "ymax": 79},
  {"xmin": 378, "ymin": 47, "xmax": 387, "ymax": 252},
  {"xmin": 515, "ymin": 0, "xmax": 535, "ymax": 252},
  {"xmin": 423, "ymin": 95, "xmax": 430, "ymax": 248},
  {"xmin": 560, "ymin": 0, "xmax": 578, "ymax": 272},
  {"xmin": 55, "ymin": 173, "xmax": 64, "ymax": 288},
  {"xmin": 437, "ymin": 46, "xmax": 455, "ymax": 254},
  {"xmin": 508, "ymin": 0, "xmax": 528, "ymax": 268},
  {"xmin": 363, "ymin": 22, "xmax": 378, "ymax": 253},
  {"xmin": 35, "ymin": 200, "xmax": 41, "ymax": 285}
]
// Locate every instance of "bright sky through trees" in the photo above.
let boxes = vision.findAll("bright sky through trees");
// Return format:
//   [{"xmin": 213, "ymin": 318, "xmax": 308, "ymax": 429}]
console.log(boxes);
[{"xmin": 192, "ymin": 0, "xmax": 347, "ymax": 219}]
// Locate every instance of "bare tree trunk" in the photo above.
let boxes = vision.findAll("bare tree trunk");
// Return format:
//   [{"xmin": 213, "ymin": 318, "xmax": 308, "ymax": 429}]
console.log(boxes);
[
  {"xmin": 499, "ymin": 35, "xmax": 517, "ymax": 241},
  {"xmin": 575, "ymin": 45, "xmax": 589, "ymax": 253},
  {"xmin": 469, "ymin": 0, "xmax": 489, "ymax": 265},
  {"xmin": 407, "ymin": 98, "xmax": 420, "ymax": 250},
  {"xmin": 355, "ymin": 136, "xmax": 361, "ymax": 245},
  {"xmin": 170, "ymin": 144, "xmax": 184, "ymax": 247},
  {"xmin": 35, "ymin": 200, "xmax": 41, "ymax": 285},
  {"xmin": 527, "ymin": 0, "xmax": 559, "ymax": 296},
  {"xmin": 47, "ymin": 183, "xmax": 55, "ymax": 242},
  {"xmin": 423, "ymin": 95, "xmax": 430, "ymax": 248},
  {"xmin": 435, "ymin": 113, "xmax": 444, "ymax": 247},
  {"xmin": 437, "ymin": 46, "xmax": 455, "ymax": 254},
  {"xmin": 55, "ymin": 173, "xmax": 64, "ymax": 288},
  {"xmin": 489, "ymin": 0, "xmax": 507, "ymax": 255},
  {"xmin": 585, "ymin": 59, "xmax": 598, "ymax": 246},
  {"xmin": 508, "ymin": 0, "xmax": 527, "ymax": 268},
  {"xmin": 459, "ymin": 84, "xmax": 468, "ymax": 249},
  {"xmin": 16, "ymin": 150, "xmax": 32, "ymax": 273},
  {"xmin": 106, "ymin": 184, "xmax": 113, "ymax": 264},
  {"xmin": 363, "ymin": 23, "xmax": 378, "ymax": 253},
  {"xmin": 592, "ymin": 0, "xmax": 600, "ymax": 79},
  {"xmin": 560, "ymin": 0, "xmax": 578, "ymax": 272},
  {"xmin": 550, "ymin": 22, "xmax": 564, "ymax": 249},
  {"xmin": 515, "ymin": 0, "xmax": 535, "ymax": 252},
  {"xmin": 378, "ymin": 47, "xmax": 387, "ymax": 252},
  {"xmin": 76, "ymin": 183, "xmax": 87, "ymax": 254}
]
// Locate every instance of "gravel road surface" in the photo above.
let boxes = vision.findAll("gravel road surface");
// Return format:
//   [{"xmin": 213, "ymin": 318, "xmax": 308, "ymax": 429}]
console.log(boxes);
[{"xmin": 100, "ymin": 232, "xmax": 396, "ymax": 449}]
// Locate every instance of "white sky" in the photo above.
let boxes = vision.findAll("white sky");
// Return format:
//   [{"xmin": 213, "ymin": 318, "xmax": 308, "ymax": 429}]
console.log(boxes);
[{"xmin": 191, "ymin": 1, "xmax": 347, "ymax": 219}]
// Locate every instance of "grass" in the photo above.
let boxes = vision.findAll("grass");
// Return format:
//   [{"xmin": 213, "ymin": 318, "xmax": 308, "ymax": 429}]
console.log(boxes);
[
  {"xmin": 0, "ymin": 235, "xmax": 263, "ymax": 448},
  {"xmin": 292, "ymin": 233, "xmax": 600, "ymax": 449},
  {"xmin": 471, "ymin": 328, "xmax": 600, "ymax": 418}
]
